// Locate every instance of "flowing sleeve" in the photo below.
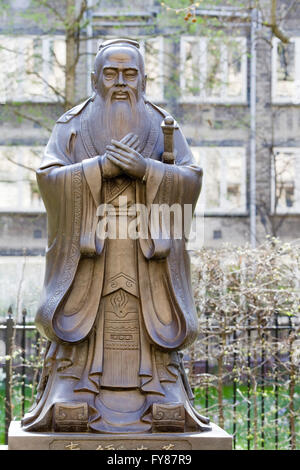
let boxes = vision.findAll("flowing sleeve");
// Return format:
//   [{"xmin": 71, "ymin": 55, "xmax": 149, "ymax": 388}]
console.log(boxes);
[
  {"xmin": 138, "ymin": 126, "xmax": 202, "ymax": 259},
  {"xmin": 35, "ymin": 122, "xmax": 104, "ymax": 343},
  {"xmin": 137, "ymin": 126, "xmax": 202, "ymax": 351}
]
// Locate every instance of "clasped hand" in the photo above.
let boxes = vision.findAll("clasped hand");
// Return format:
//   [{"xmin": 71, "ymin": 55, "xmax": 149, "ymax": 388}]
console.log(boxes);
[{"xmin": 101, "ymin": 133, "xmax": 146, "ymax": 180}]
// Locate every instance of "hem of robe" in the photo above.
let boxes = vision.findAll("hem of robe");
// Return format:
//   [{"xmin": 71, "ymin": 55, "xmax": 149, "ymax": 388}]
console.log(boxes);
[{"xmin": 21, "ymin": 371, "xmax": 211, "ymax": 434}]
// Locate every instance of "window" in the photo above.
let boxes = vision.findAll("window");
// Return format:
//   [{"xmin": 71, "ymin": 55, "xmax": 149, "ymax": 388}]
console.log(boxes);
[
  {"xmin": 0, "ymin": 36, "xmax": 66, "ymax": 103},
  {"xmin": 271, "ymin": 148, "xmax": 300, "ymax": 213},
  {"xmin": 180, "ymin": 36, "xmax": 247, "ymax": 103},
  {"xmin": 272, "ymin": 37, "xmax": 300, "ymax": 104},
  {"xmin": 191, "ymin": 146, "xmax": 246, "ymax": 214},
  {"xmin": 140, "ymin": 36, "xmax": 164, "ymax": 102},
  {"xmin": 0, "ymin": 146, "xmax": 44, "ymax": 211}
]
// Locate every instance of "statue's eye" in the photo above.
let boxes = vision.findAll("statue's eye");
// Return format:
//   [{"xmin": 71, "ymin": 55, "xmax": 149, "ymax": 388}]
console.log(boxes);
[
  {"xmin": 125, "ymin": 70, "xmax": 137, "ymax": 79},
  {"xmin": 104, "ymin": 69, "xmax": 117, "ymax": 79}
]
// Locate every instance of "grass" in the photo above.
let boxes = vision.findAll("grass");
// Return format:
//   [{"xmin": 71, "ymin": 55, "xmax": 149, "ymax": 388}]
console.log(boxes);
[
  {"xmin": 194, "ymin": 384, "xmax": 300, "ymax": 450},
  {"xmin": 0, "ymin": 381, "xmax": 35, "ymax": 444},
  {"xmin": 1, "ymin": 381, "xmax": 299, "ymax": 449}
]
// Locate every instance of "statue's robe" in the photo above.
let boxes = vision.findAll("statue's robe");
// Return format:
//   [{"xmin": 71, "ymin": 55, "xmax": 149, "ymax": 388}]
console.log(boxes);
[{"xmin": 22, "ymin": 97, "xmax": 206, "ymax": 433}]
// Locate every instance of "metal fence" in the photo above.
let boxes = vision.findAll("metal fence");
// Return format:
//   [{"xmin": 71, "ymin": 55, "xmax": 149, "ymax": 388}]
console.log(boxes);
[
  {"xmin": 0, "ymin": 307, "xmax": 299, "ymax": 449},
  {"xmin": 0, "ymin": 308, "xmax": 42, "ymax": 444},
  {"xmin": 189, "ymin": 312, "xmax": 299, "ymax": 450}
]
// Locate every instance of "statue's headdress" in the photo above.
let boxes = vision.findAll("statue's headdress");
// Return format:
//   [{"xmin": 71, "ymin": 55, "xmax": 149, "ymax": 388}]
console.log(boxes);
[{"xmin": 98, "ymin": 38, "xmax": 140, "ymax": 52}]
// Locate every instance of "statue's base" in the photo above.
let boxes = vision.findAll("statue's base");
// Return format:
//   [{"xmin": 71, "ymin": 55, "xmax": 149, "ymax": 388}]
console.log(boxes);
[{"xmin": 8, "ymin": 421, "xmax": 232, "ymax": 450}]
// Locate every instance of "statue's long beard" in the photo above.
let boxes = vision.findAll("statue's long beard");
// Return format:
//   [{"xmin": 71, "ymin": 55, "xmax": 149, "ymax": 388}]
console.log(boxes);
[{"xmin": 89, "ymin": 89, "xmax": 150, "ymax": 155}]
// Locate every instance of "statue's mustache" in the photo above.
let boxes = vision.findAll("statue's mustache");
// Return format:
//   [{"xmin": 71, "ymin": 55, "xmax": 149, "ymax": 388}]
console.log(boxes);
[
  {"xmin": 105, "ymin": 87, "xmax": 136, "ymax": 104},
  {"xmin": 112, "ymin": 87, "xmax": 129, "ymax": 93}
]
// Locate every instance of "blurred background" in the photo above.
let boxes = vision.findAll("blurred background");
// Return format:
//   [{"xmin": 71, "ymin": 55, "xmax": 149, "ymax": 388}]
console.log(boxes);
[{"xmin": 0, "ymin": 0, "xmax": 299, "ymax": 450}]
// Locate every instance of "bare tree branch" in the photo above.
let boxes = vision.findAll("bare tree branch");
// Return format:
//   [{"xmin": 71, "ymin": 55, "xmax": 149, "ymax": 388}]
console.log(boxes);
[
  {"xmin": 11, "ymin": 108, "xmax": 53, "ymax": 133},
  {"xmin": 3, "ymin": 154, "xmax": 35, "ymax": 173},
  {"xmin": 262, "ymin": 0, "xmax": 290, "ymax": 43}
]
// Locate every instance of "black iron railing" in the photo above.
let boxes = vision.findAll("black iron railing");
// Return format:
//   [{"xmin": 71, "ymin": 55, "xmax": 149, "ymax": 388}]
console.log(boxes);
[
  {"xmin": 187, "ymin": 315, "xmax": 299, "ymax": 450},
  {"xmin": 0, "ymin": 307, "xmax": 299, "ymax": 449}
]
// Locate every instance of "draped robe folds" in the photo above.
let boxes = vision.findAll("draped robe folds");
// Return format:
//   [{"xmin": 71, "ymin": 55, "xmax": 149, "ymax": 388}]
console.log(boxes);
[{"xmin": 22, "ymin": 99, "xmax": 205, "ymax": 433}]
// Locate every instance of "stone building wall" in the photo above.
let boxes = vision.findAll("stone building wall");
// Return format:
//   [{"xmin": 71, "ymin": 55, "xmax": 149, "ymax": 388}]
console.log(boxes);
[{"xmin": 0, "ymin": 0, "xmax": 299, "ymax": 313}]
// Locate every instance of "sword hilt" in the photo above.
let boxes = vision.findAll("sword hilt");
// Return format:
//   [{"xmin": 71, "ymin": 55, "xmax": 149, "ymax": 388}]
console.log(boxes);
[{"xmin": 161, "ymin": 115, "xmax": 178, "ymax": 164}]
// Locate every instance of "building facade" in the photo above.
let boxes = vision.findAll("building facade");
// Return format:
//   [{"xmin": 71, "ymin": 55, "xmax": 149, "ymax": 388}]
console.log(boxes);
[{"xmin": 0, "ymin": 0, "xmax": 299, "ymax": 317}]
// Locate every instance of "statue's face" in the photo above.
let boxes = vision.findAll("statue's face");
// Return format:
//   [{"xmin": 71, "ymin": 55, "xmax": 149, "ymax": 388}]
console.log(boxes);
[{"xmin": 93, "ymin": 46, "xmax": 144, "ymax": 102}]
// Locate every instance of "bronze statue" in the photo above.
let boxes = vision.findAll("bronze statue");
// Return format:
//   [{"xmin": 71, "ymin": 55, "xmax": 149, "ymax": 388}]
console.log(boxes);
[{"xmin": 22, "ymin": 38, "xmax": 210, "ymax": 434}]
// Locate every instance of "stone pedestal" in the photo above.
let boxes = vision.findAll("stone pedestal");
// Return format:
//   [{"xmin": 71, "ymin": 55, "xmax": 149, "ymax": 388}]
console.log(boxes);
[{"xmin": 8, "ymin": 421, "xmax": 232, "ymax": 450}]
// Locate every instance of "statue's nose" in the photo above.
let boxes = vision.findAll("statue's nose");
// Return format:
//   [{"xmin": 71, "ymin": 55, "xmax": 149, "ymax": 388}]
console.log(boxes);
[{"xmin": 117, "ymin": 71, "xmax": 125, "ymax": 86}]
